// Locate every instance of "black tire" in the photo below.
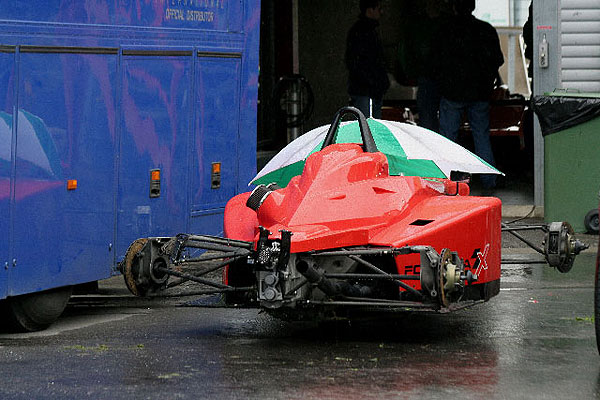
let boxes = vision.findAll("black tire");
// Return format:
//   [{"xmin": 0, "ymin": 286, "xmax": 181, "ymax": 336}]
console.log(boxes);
[
  {"xmin": 0, "ymin": 286, "xmax": 73, "ymax": 332},
  {"xmin": 585, "ymin": 209, "xmax": 599, "ymax": 234}
]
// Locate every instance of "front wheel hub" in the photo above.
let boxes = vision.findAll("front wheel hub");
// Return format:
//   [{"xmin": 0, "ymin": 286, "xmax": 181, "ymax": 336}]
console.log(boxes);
[{"xmin": 544, "ymin": 222, "xmax": 589, "ymax": 273}]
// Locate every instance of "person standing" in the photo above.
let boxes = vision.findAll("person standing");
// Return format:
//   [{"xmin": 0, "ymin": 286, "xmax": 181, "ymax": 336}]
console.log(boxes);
[
  {"xmin": 436, "ymin": 0, "xmax": 504, "ymax": 190},
  {"xmin": 397, "ymin": 0, "xmax": 450, "ymax": 132},
  {"xmin": 345, "ymin": 0, "xmax": 390, "ymax": 119},
  {"xmin": 413, "ymin": 2, "xmax": 445, "ymax": 132}
]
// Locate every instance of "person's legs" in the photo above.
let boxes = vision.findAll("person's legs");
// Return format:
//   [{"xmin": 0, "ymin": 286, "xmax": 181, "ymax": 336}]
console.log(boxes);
[
  {"xmin": 438, "ymin": 97, "xmax": 463, "ymax": 142},
  {"xmin": 467, "ymin": 101, "xmax": 496, "ymax": 188},
  {"xmin": 417, "ymin": 77, "xmax": 440, "ymax": 132},
  {"xmin": 371, "ymin": 96, "xmax": 383, "ymax": 119},
  {"xmin": 349, "ymin": 95, "xmax": 371, "ymax": 118}
]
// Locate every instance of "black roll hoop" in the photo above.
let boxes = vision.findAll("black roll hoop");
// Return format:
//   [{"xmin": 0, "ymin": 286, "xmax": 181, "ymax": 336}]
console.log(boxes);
[{"xmin": 321, "ymin": 106, "xmax": 378, "ymax": 153}]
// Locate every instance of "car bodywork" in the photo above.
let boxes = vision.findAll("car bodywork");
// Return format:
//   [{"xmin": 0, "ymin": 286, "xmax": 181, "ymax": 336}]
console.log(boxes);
[{"xmin": 223, "ymin": 142, "xmax": 500, "ymax": 315}]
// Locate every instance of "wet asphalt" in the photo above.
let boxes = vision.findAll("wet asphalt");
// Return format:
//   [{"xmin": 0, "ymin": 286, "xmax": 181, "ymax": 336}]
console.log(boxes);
[{"xmin": 0, "ymin": 224, "xmax": 598, "ymax": 400}]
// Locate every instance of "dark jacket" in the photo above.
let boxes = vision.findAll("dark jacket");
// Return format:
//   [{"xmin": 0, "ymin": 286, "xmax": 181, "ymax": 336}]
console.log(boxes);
[
  {"xmin": 345, "ymin": 15, "xmax": 390, "ymax": 99},
  {"xmin": 436, "ymin": 14, "xmax": 504, "ymax": 102},
  {"xmin": 397, "ymin": 14, "xmax": 446, "ymax": 84}
]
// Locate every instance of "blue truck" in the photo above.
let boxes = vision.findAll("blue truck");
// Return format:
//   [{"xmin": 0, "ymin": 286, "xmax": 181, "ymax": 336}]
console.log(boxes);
[{"xmin": 0, "ymin": 0, "xmax": 260, "ymax": 331}]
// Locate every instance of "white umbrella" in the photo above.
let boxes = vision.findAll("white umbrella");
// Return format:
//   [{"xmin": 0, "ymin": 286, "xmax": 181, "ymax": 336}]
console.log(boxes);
[{"xmin": 252, "ymin": 116, "xmax": 502, "ymax": 187}]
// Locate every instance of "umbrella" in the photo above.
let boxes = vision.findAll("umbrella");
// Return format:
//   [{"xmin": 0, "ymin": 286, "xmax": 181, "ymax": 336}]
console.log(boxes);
[{"xmin": 252, "ymin": 107, "xmax": 502, "ymax": 187}]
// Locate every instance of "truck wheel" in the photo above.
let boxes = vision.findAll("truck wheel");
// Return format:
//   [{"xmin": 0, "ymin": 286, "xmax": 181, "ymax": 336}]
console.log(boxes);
[
  {"xmin": 0, "ymin": 286, "xmax": 73, "ymax": 332},
  {"xmin": 585, "ymin": 209, "xmax": 599, "ymax": 234}
]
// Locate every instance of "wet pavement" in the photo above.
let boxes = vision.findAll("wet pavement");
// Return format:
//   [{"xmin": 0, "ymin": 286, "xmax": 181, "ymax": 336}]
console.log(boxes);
[{"xmin": 0, "ymin": 228, "xmax": 598, "ymax": 399}]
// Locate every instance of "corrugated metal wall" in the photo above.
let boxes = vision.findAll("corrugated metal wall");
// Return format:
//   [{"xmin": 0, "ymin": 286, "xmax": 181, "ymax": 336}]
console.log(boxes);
[{"xmin": 561, "ymin": 0, "xmax": 600, "ymax": 92}]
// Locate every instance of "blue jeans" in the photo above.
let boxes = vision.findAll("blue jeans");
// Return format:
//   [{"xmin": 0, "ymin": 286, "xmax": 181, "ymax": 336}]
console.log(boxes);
[
  {"xmin": 350, "ymin": 95, "xmax": 383, "ymax": 119},
  {"xmin": 417, "ymin": 77, "xmax": 440, "ymax": 132},
  {"xmin": 439, "ymin": 98, "xmax": 496, "ymax": 188}
]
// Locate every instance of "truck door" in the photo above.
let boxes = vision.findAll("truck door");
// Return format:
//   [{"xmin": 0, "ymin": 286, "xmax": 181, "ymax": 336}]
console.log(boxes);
[
  {"xmin": 116, "ymin": 50, "xmax": 192, "ymax": 259},
  {"xmin": 11, "ymin": 49, "xmax": 117, "ymax": 296},
  {"xmin": 189, "ymin": 54, "xmax": 242, "ymax": 234},
  {"xmin": 0, "ymin": 48, "xmax": 14, "ymax": 299}
]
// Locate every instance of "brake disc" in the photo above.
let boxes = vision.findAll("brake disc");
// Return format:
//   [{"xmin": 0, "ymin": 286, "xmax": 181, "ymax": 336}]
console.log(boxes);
[
  {"xmin": 438, "ymin": 249, "xmax": 453, "ymax": 308},
  {"xmin": 545, "ymin": 222, "xmax": 577, "ymax": 273},
  {"xmin": 122, "ymin": 238, "xmax": 148, "ymax": 296},
  {"xmin": 437, "ymin": 248, "xmax": 465, "ymax": 308}
]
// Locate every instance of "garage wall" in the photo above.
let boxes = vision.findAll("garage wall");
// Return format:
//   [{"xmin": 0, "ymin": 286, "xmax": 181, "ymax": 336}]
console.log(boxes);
[{"xmin": 561, "ymin": 0, "xmax": 600, "ymax": 92}]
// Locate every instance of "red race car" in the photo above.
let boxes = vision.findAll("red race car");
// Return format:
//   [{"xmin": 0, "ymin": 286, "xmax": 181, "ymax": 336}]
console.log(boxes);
[{"xmin": 122, "ymin": 107, "xmax": 587, "ymax": 320}]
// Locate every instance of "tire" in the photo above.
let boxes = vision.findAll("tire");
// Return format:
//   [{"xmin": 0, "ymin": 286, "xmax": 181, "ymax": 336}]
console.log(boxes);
[
  {"xmin": 585, "ymin": 209, "xmax": 599, "ymax": 234},
  {"xmin": 0, "ymin": 286, "xmax": 73, "ymax": 332}
]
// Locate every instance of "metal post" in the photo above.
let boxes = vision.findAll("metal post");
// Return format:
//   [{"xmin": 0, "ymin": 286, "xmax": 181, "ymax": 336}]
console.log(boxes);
[
  {"xmin": 532, "ymin": 0, "xmax": 560, "ymax": 209},
  {"xmin": 291, "ymin": 0, "xmax": 299, "ymax": 75},
  {"xmin": 287, "ymin": 79, "xmax": 300, "ymax": 142},
  {"xmin": 508, "ymin": 33, "xmax": 516, "ymax": 92},
  {"xmin": 288, "ymin": 0, "xmax": 301, "ymax": 143},
  {"xmin": 508, "ymin": 0, "xmax": 516, "ymax": 92},
  {"xmin": 498, "ymin": 27, "xmax": 522, "ymax": 94}
]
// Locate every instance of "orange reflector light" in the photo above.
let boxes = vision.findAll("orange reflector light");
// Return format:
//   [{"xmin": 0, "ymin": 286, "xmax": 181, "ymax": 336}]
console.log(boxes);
[
  {"xmin": 212, "ymin": 162, "xmax": 221, "ymax": 174},
  {"xmin": 151, "ymin": 169, "xmax": 161, "ymax": 181},
  {"xmin": 67, "ymin": 179, "xmax": 78, "ymax": 190}
]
